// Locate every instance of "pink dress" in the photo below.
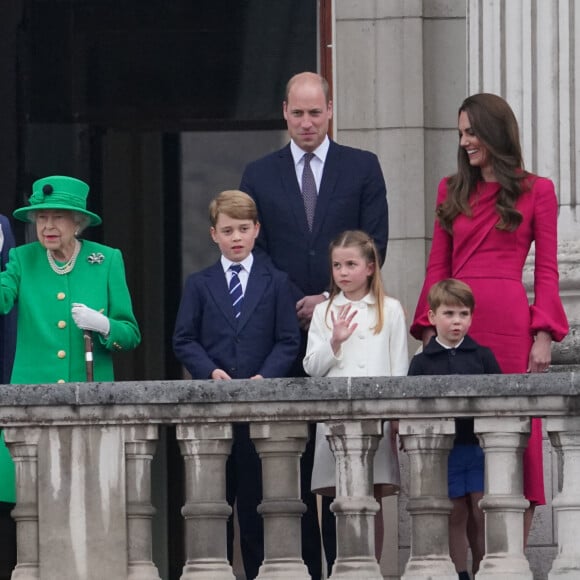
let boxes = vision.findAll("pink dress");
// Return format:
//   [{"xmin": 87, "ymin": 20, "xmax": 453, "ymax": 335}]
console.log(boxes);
[{"xmin": 411, "ymin": 176, "xmax": 569, "ymax": 504}]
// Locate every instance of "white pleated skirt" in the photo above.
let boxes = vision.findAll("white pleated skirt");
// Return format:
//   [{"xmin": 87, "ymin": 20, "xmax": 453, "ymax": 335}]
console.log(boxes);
[{"xmin": 310, "ymin": 420, "xmax": 400, "ymax": 497}]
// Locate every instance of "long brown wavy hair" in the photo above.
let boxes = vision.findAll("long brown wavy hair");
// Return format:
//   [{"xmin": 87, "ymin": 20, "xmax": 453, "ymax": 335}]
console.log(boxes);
[
  {"xmin": 438, "ymin": 93, "xmax": 530, "ymax": 233},
  {"xmin": 326, "ymin": 230, "xmax": 385, "ymax": 334}
]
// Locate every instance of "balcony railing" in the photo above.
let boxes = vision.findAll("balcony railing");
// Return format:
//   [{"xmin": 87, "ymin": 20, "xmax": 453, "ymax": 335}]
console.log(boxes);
[{"xmin": 1, "ymin": 372, "xmax": 579, "ymax": 580}]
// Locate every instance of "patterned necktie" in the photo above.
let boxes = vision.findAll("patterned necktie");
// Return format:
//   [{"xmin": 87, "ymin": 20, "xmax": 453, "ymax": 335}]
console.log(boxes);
[
  {"xmin": 229, "ymin": 264, "xmax": 243, "ymax": 319},
  {"xmin": 301, "ymin": 152, "xmax": 317, "ymax": 230}
]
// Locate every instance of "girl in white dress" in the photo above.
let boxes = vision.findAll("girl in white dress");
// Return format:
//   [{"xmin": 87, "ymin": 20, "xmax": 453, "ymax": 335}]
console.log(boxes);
[{"xmin": 303, "ymin": 230, "xmax": 408, "ymax": 560}]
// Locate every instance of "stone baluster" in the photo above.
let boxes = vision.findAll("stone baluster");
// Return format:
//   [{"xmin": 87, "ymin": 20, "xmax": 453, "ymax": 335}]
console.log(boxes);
[
  {"xmin": 125, "ymin": 425, "xmax": 161, "ymax": 580},
  {"xmin": 177, "ymin": 423, "xmax": 235, "ymax": 580},
  {"xmin": 474, "ymin": 417, "xmax": 532, "ymax": 580},
  {"xmin": 3, "ymin": 427, "xmax": 42, "ymax": 580},
  {"xmin": 399, "ymin": 419, "xmax": 456, "ymax": 580},
  {"xmin": 545, "ymin": 417, "xmax": 580, "ymax": 579},
  {"xmin": 326, "ymin": 420, "xmax": 383, "ymax": 580},
  {"xmin": 250, "ymin": 421, "xmax": 310, "ymax": 580}
]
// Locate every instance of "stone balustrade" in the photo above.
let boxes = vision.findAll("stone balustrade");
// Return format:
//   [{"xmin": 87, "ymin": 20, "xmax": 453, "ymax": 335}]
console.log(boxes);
[{"xmin": 0, "ymin": 372, "xmax": 579, "ymax": 580}]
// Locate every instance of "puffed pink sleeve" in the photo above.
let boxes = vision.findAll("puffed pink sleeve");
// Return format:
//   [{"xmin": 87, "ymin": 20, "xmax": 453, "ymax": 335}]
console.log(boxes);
[
  {"xmin": 410, "ymin": 178, "xmax": 453, "ymax": 340},
  {"xmin": 529, "ymin": 177, "xmax": 569, "ymax": 341}
]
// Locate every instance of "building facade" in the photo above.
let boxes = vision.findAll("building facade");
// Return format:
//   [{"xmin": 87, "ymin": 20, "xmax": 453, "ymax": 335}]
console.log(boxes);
[{"xmin": 0, "ymin": 1, "xmax": 578, "ymax": 579}]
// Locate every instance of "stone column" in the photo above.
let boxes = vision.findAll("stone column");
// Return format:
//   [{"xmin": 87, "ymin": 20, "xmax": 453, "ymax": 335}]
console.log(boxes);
[
  {"xmin": 177, "ymin": 423, "xmax": 234, "ymax": 580},
  {"xmin": 467, "ymin": 0, "xmax": 580, "ymax": 367},
  {"xmin": 125, "ymin": 425, "xmax": 161, "ymax": 580},
  {"xmin": 474, "ymin": 417, "xmax": 532, "ymax": 580},
  {"xmin": 399, "ymin": 419, "xmax": 456, "ymax": 580},
  {"xmin": 4, "ymin": 427, "xmax": 42, "ymax": 580},
  {"xmin": 250, "ymin": 421, "xmax": 310, "ymax": 580},
  {"xmin": 545, "ymin": 417, "xmax": 580, "ymax": 579},
  {"xmin": 322, "ymin": 420, "xmax": 382, "ymax": 580}
]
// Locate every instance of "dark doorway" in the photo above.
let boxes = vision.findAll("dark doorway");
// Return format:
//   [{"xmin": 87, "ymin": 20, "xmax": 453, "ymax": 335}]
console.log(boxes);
[{"xmin": 14, "ymin": 0, "xmax": 318, "ymax": 382}]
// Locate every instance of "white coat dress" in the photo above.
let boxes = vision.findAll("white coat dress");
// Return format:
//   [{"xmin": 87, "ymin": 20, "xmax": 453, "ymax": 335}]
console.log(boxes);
[{"xmin": 303, "ymin": 291, "xmax": 409, "ymax": 496}]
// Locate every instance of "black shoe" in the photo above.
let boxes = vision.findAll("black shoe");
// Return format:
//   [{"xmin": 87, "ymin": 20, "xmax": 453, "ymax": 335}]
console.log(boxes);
[{"xmin": 458, "ymin": 572, "xmax": 470, "ymax": 580}]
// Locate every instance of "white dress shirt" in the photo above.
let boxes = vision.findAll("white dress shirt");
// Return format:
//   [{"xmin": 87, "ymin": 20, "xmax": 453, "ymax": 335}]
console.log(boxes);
[
  {"xmin": 290, "ymin": 136, "xmax": 330, "ymax": 193},
  {"xmin": 220, "ymin": 253, "xmax": 254, "ymax": 294}
]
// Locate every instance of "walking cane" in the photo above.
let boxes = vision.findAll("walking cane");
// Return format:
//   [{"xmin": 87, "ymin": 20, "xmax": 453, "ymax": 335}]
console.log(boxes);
[{"xmin": 83, "ymin": 330, "xmax": 94, "ymax": 382}]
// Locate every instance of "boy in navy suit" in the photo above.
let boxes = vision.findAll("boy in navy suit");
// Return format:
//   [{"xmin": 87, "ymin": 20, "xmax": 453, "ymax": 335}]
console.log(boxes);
[
  {"xmin": 173, "ymin": 190, "xmax": 300, "ymax": 580},
  {"xmin": 408, "ymin": 279, "xmax": 501, "ymax": 580}
]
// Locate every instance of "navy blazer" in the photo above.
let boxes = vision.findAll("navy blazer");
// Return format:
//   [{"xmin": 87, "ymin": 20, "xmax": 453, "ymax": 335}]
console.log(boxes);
[
  {"xmin": 0, "ymin": 215, "xmax": 16, "ymax": 384},
  {"xmin": 173, "ymin": 254, "xmax": 300, "ymax": 379},
  {"xmin": 240, "ymin": 140, "xmax": 388, "ymax": 299}
]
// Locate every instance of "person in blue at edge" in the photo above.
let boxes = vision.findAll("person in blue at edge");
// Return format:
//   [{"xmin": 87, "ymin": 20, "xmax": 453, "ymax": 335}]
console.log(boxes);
[
  {"xmin": 173, "ymin": 190, "xmax": 300, "ymax": 580},
  {"xmin": 239, "ymin": 71, "xmax": 388, "ymax": 578},
  {"xmin": 0, "ymin": 214, "xmax": 17, "ymax": 577}
]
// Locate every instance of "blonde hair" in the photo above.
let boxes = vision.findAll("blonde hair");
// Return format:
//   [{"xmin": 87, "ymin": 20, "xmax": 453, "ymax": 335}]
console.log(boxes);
[
  {"xmin": 209, "ymin": 190, "xmax": 258, "ymax": 226},
  {"xmin": 326, "ymin": 230, "xmax": 385, "ymax": 334}
]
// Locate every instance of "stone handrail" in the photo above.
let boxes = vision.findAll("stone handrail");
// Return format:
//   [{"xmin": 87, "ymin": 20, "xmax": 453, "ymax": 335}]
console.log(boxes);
[{"xmin": 1, "ymin": 372, "xmax": 579, "ymax": 580}]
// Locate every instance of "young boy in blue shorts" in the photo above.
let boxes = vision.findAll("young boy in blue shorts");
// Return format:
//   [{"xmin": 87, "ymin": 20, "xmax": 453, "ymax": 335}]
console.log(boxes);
[
  {"xmin": 173, "ymin": 190, "xmax": 300, "ymax": 580},
  {"xmin": 408, "ymin": 279, "xmax": 501, "ymax": 580}
]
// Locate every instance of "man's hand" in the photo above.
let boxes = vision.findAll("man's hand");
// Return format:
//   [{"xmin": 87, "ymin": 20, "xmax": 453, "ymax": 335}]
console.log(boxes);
[
  {"xmin": 211, "ymin": 369, "xmax": 231, "ymax": 380},
  {"xmin": 296, "ymin": 294, "xmax": 327, "ymax": 325}
]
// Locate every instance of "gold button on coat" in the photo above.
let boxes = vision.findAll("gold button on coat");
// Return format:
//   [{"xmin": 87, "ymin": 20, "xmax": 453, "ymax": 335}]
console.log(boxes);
[
  {"xmin": 57, "ymin": 379, "xmax": 65, "ymax": 383},
  {"xmin": 57, "ymin": 292, "xmax": 66, "ymax": 300},
  {"xmin": 57, "ymin": 350, "xmax": 66, "ymax": 359},
  {"xmin": 58, "ymin": 320, "xmax": 67, "ymax": 328}
]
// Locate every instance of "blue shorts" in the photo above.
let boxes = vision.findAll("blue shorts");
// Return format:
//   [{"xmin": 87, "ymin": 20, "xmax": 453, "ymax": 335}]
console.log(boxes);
[{"xmin": 448, "ymin": 444, "xmax": 484, "ymax": 499}]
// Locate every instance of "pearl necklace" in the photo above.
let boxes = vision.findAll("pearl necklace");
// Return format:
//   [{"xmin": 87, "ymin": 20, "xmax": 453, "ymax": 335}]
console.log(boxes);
[{"xmin": 46, "ymin": 240, "xmax": 81, "ymax": 275}]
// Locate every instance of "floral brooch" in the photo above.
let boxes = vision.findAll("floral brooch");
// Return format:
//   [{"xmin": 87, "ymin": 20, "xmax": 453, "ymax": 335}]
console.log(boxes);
[{"xmin": 87, "ymin": 252, "xmax": 105, "ymax": 265}]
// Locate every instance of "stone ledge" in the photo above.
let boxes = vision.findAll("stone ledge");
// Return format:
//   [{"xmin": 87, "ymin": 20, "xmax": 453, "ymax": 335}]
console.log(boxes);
[{"xmin": 0, "ymin": 371, "xmax": 578, "ymax": 407}]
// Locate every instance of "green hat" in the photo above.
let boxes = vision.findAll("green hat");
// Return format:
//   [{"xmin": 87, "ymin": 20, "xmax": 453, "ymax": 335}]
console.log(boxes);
[{"xmin": 13, "ymin": 175, "xmax": 102, "ymax": 226}]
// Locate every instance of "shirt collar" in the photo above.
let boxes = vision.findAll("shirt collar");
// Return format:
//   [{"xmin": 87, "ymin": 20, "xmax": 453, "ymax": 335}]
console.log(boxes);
[
  {"xmin": 289, "ymin": 135, "xmax": 330, "ymax": 167},
  {"xmin": 333, "ymin": 291, "xmax": 376, "ymax": 306},
  {"xmin": 435, "ymin": 336, "xmax": 465, "ymax": 350},
  {"xmin": 221, "ymin": 252, "xmax": 254, "ymax": 274}
]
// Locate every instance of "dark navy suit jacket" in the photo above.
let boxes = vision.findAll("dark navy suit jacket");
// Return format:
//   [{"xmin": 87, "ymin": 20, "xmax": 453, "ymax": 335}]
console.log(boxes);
[
  {"xmin": 173, "ymin": 253, "xmax": 300, "ymax": 380},
  {"xmin": 240, "ymin": 140, "xmax": 388, "ymax": 299},
  {"xmin": 0, "ymin": 215, "xmax": 16, "ymax": 384}
]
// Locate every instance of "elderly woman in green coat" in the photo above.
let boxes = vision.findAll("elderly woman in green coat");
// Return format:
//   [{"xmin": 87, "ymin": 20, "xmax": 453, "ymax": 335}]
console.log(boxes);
[{"xmin": 0, "ymin": 175, "xmax": 141, "ymax": 502}]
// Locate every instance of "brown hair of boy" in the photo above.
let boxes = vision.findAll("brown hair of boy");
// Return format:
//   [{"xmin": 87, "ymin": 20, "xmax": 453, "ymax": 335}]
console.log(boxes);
[
  {"xmin": 427, "ymin": 278, "xmax": 475, "ymax": 313},
  {"xmin": 209, "ymin": 190, "xmax": 258, "ymax": 226}
]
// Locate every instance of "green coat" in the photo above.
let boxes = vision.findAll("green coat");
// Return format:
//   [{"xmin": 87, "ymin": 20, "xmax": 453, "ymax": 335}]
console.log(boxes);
[{"xmin": 0, "ymin": 239, "xmax": 141, "ymax": 501}]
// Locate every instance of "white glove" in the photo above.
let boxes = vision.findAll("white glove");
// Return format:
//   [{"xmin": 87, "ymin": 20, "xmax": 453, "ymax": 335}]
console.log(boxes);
[{"xmin": 71, "ymin": 303, "xmax": 110, "ymax": 337}]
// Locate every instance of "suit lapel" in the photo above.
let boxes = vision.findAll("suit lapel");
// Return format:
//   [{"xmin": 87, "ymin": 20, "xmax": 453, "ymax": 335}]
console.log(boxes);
[
  {"xmin": 312, "ymin": 140, "xmax": 340, "ymax": 238},
  {"xmin": 277, "ymin": 145, "xmax": 312, "ymax": 235},
  {"xmin": 203, "ymin": 263, "xmax": 237, "ymax": 329},
  {"xmin": 236, "ymin": 261, "xmax": 271, "ymax": 332}
]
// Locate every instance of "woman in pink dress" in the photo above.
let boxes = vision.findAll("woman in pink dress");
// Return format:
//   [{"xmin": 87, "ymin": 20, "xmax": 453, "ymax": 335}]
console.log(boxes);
[{"xmin": 410, "ymin": 93, "xmax": 569, "ymax": 542}]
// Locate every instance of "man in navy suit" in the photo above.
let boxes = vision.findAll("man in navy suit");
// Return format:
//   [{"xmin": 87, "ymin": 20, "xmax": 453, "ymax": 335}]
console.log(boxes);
[
  {"xmin": 173, "ymin": 190, "xmax": 300, "ymax": 580},
  {"xmin": 240, "ymin": 72, "xmax": 389, "ymax": 579}
]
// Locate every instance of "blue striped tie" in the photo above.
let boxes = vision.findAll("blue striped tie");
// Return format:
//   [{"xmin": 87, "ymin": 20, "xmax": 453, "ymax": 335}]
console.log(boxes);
[{"xmin": 229, "ymin": 264, "xmax": 243, "ymax": 319}]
